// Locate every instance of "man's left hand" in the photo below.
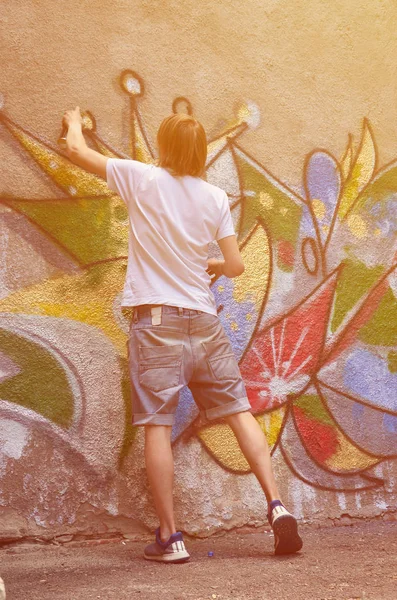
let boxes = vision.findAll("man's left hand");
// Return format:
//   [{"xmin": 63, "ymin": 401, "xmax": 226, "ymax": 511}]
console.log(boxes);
[{"xmin": 206, "ymin": 258, "xmax": 224, "ymax": 278}]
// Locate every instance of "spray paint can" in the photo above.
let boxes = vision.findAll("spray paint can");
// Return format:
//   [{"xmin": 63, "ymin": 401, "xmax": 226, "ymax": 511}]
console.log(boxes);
[{"xmin": 58, "ymin": 125, "xmax": 68, "ymax": 148}]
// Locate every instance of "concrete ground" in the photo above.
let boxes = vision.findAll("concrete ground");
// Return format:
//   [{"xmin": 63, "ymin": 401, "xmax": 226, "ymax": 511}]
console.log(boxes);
[{"xmin": 0, "ymin": 522, "xmax": 396, "ymax": 600}]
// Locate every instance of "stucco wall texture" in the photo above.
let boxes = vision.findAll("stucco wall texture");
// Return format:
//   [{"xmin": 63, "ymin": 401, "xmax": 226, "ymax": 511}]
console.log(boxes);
[{"xmin": 0, "ymin": 0, "xmax": 396, "ymax": 541}]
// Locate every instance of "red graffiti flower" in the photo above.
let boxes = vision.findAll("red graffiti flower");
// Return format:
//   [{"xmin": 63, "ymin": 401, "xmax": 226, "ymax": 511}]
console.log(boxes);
[{"xmin": 239, "ymin": 272, "xmax": 338, "ymax": 413}]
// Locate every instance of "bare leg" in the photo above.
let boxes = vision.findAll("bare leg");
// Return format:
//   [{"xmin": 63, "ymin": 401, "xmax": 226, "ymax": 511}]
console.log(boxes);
[
  {"xmin": 144, "ymin": 425, "xmax": 176, "ymax": 541},
  {"xmin": 225, "ymin": 411, "xmax": 280, "ymax": 503},
  {"xmin": 225, "ymin": 412, "xmax": 303, "ymax": 555}
]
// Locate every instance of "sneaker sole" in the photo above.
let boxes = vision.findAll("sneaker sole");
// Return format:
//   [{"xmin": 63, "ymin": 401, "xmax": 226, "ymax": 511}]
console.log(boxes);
[
  {"xmin": 273, "ymin": 515, "xmax": 303, "ymax": 556},
  {"xmin": 144, "ymin": 550, "xmax": 191, "ymax": 563}
]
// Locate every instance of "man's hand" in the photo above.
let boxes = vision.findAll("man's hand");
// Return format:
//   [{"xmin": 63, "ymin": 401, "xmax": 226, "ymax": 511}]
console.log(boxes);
[
  {"xmin": 62, "ymin": 106, "xmax": 83, "ymax": 130},
  {"xmin": 62, "ymin": 106, "xmax": 108, "ymax": 180},
  {"xmin": 208, "ymin": 237, "xmax": 245, "ymax": 279},
  {"xmin": 206, "ymin": 258, "xmax": 224, "ymax": 279}
]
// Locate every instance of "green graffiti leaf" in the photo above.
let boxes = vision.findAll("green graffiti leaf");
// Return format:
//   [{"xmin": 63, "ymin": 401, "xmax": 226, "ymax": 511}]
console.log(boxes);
[
  {"xmin": 293, "ymin": 394, "xmax": 334, "ymax": 427},
  {"xmin": 359, "ymin": 288, "xmax": 397, "ymax": 346},
  {"xmin": 233, "ymin": 147, "xmax": 302, "ymax": 271},
  {"xmin": 331, "ymin": 259, "xmax": 384, "ymax": 333},
  {"xmin": 0, "ymin": 329, "xmax": 74, "ymax": 427},
  {"xmin": 4, "ymin": 195, "xmax": 128, "ymax": 265}
]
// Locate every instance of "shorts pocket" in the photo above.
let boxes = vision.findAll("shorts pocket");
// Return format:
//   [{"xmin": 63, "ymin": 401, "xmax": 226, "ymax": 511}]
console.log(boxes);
[
  {"xmin": 139, "ymin": 344, "xmax": 183, "ymax": 393},
  {"xmin": 202, "ymin": 339, "xmax": 241, "ymax": 381}
]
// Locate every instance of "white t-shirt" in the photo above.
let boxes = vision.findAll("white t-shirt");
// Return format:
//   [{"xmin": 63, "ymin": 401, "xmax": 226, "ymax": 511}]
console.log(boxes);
[{"xmin": 106, "ymin": 159, "xmax": 235, "ymax": 315}]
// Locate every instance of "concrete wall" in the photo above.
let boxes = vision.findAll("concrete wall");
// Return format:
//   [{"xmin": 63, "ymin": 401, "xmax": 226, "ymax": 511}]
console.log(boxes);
[{"xmin": 0, "ymin": 0, "xmax": 396, "ymax": 541}]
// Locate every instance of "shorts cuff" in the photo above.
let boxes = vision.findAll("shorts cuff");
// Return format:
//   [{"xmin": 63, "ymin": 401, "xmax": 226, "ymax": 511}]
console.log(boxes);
[
  {"xmin": 132, "ymin": 413, "xmax": 175, "ymax": 426},
  {"xmin": 204, "ymin": 398, "xmax": 252, "ymax": 421}
]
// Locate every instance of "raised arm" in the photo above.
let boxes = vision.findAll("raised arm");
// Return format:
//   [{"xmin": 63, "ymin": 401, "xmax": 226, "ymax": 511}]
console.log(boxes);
[
  {"xmin": 207, "ymin": 235, "xmax": 245, "ymax": 279},
  {"xmin": 62, "ymin": 107, "xmax": 108, "ymax": 180}
]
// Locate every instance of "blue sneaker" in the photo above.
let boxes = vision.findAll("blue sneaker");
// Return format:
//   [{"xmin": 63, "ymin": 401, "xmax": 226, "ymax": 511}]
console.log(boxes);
[
  {"xmin": 268, "ymin": 501, "xmax": 303, "ymax": 555},
  {"xmin": 144, "ymin": 528, "xmax": 190, "ymax": 563}
]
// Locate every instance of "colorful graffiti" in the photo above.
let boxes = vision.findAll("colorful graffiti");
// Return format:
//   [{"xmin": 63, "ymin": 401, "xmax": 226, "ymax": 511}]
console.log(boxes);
[{"xmin": 0, "ymin": 70, "xmax": 396, "ymax": 530}]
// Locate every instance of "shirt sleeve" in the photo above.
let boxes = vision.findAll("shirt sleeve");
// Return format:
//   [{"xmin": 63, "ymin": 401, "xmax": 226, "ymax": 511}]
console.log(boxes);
[
  {"xmin": 216, "ymin": 192, "xmax": 236, "ymax": 241},
  {"xmin": 106, "ymin": 158, "xmax": 151, "ymax": 205}
]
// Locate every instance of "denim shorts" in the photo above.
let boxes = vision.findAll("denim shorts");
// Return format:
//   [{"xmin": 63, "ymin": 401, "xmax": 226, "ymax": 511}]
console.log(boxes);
[{"xmin": 127, "ymin": 305, "xmax": 251, "ymax": 426}]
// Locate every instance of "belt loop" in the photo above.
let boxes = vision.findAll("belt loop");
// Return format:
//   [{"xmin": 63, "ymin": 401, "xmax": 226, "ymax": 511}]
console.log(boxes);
[
  {"xmin": 178, "ymin": 307, "xmax": 183, "ymax": 317},
  {"xmin": 133, "ymin": 308, "xmax": 138, "ymax": 324}
]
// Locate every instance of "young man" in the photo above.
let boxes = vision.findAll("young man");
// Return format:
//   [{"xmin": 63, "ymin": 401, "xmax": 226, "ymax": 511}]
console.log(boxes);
[{"xmin": 63, "ymin": 107, "xmax": 303, "ymax": 563}]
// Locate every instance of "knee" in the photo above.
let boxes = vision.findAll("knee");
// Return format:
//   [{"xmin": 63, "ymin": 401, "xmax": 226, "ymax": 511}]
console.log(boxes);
[{"xmin": 225, "ymin": 410, "xmax": 251, "ymax": 428}]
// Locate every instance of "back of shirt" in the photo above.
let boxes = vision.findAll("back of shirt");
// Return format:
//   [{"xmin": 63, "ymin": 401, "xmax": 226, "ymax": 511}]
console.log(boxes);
[{"xmin": 106, "ymin": 159, "xmax": 235, "ymax": 315}]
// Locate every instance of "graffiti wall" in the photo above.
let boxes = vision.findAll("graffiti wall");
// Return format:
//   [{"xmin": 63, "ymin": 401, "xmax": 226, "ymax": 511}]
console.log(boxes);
[{"xmin": 1, "ymin": 1, "xmax": 396, "ymax": 540}]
